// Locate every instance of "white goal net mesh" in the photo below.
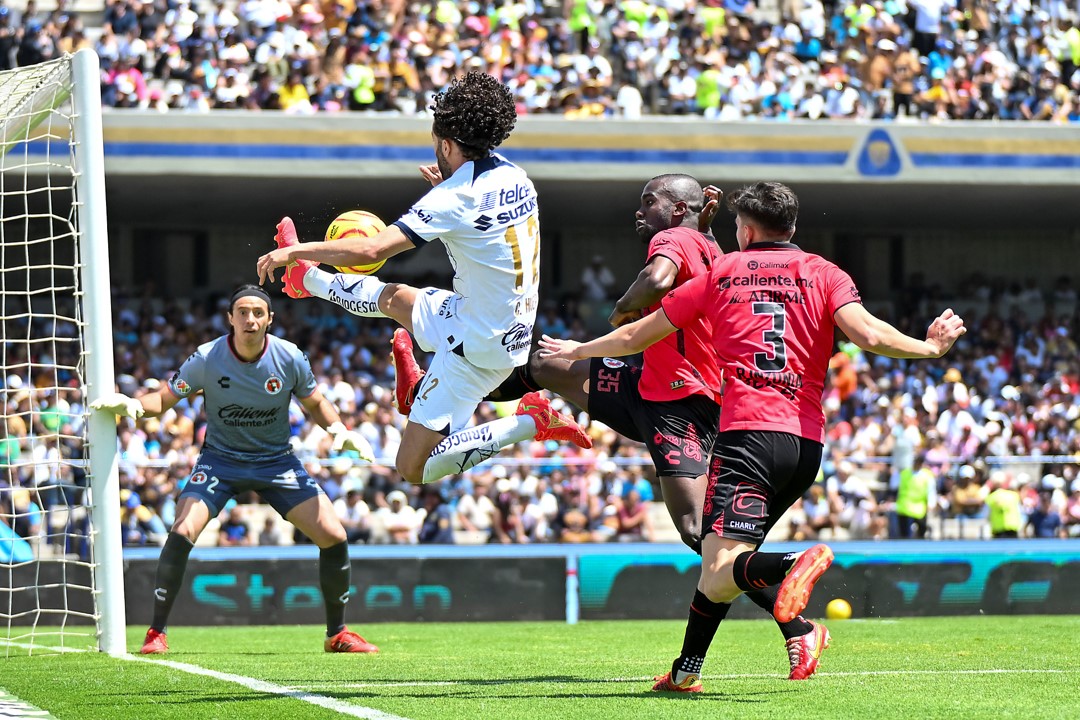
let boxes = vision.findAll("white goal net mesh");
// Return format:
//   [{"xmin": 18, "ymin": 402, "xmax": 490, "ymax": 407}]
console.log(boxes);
[{"xmin": 0, "ymin": 55, "xmax": 103, "ymax": 655}]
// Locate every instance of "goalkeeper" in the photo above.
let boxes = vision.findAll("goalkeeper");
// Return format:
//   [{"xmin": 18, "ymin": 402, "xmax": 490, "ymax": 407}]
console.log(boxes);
[{"xmin": 92, "ymin": 284, "xmax": 379, "ymax": 655}]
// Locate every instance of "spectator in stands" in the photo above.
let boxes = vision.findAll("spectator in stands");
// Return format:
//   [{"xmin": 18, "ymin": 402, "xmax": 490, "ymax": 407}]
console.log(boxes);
[
  {"xmin": 376, "ymin": 489, "xmax": 421, "ymax": 544},
  {"xmin": 558, "ymin": 508, "xmax": 593, "ymax": 543},
  {"xmin": 333, "ymin": 488, "xmax": 371, "ymax": 544},
  {"xmin": 456, "ymin": 477, "xmax": 498, "ymax": 543},
  {"xmin": 895, "ymin": 453, "xmax": 937, "ymax": 539},
  {"xmin": 1063, "ymin": 480, "xmax": 1080, "ymax": 537},
  {"xmin": 986, "ymin": 471, "xmax": 1024, "ymax": 538},
  {"xmin": 1027, "ymin": 477, "xmax": 1066, "ymax": 538},
  {"xmin": 614, "ymin": 488, "xmax": 654, "ymax": 542},
  {"xmin": 9, "ymin": 487, "xmax": 43, "ymax": 544},
  {"xmin": 580, "ymin": 255, "xmax": 617, "ymax": 302},
  {"xmin": 258, "ymin": 516, "xmax": 284, "ymax": 546},
  {"xmin": 418, "ymin": 485, "xmax": 455, "ymax": 544},
  {"xmin": 949, "ymin": 465, "xmax": 988, "ymax": 522},
  {"xmin": 217, "ymin": 505, "xmax": 252, "ymax": 547}
]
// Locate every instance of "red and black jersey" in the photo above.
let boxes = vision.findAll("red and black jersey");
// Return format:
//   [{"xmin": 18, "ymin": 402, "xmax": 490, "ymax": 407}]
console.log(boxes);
[
  {"xmin": 662, "ymin": 242, "xmax": 862, "ymax": 442},
  {"xmin": 639, "ymin": 226, "xmax": 723, "ymax": 403}
]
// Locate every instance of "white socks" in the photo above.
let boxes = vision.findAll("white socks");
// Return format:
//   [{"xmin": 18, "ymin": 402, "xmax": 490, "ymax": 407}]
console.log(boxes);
[
  {"xmin": 305, "ymin": 268, "xmax": 387, "ymax": 318},
  {"xmin": 421, "ymin": 415, "xmax": 538, "ymax": 484}
]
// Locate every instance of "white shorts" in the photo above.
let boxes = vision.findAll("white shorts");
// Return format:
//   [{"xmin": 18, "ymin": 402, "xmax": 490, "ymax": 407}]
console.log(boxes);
[{"xmin": 410, "ymin": 288, "xmax": 511, "ymax": 434}]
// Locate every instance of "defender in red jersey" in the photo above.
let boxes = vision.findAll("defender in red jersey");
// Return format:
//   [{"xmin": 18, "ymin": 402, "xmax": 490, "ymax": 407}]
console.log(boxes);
[
  {"xmin": 489, "ymin": 176, "xmax": 830, "ymax": 678},
  {"xmin": 539, "ymin": 182, "xmax": 966, "ymax": 692},
  {"xmin": 485, "ymin": 174, "xmax": 723, "ymax": 548}
]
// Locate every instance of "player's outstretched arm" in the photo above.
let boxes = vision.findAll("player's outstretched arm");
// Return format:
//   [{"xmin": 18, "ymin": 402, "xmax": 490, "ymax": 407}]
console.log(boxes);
[
  {"xmin": 609, "ymin": 256, "xmax": 679, "ymax": 328},
  {"xmin": 539, "ymin": 310, "xmax": 678, "ymax": 362},
  {"xmin": 89, "ymin": 386, "xmax": 182, "ymax": 419},
  {"xmin": 256, "ymin": 224, "xmax": 414, "ymax": 285},
  {"xmin": 834, "ymin": 304, "xmax": 966, "ymax": 359}
]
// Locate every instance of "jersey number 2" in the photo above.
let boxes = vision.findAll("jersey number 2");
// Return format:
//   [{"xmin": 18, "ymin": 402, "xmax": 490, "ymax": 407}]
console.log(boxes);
[{"xmin": 752, "ymin": 302, "xmax": 787, "ymax": 372}]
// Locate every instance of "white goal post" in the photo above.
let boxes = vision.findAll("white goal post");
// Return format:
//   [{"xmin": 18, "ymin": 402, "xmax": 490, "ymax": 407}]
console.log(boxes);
[{"xmin": 0, "ymin": 50, "xmax": 125, "ymax": 655}]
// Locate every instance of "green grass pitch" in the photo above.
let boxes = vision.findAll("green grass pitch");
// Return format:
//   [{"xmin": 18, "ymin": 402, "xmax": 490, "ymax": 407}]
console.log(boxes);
[{"xmin": 3, "ymin": 617, "xmax": 1077, "ymax": 719}]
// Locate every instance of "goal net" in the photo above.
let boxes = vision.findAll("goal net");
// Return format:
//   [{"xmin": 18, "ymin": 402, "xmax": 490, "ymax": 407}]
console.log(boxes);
[{"xmin": 0, "ymin": 50, "xmax": 125, "ymax": 656}]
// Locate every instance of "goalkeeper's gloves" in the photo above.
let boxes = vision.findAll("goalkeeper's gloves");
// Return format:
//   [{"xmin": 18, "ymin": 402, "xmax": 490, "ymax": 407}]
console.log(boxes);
[
  {"xmin": 327, "ymin": 422, "xmax": 375, "ymax": 463},
  {"xmin": 90, "ymin": 392, "xmax": 144, "ymax": 419}
]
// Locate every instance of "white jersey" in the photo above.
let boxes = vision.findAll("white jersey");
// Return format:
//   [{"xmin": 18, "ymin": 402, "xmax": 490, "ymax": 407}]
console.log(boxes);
[{"xmin": 394, "ymin": 153, "xmax": 540, "ymax": 370}]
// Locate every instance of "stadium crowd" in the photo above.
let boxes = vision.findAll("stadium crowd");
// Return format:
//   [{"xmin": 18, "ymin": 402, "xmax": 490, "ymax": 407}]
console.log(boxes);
[
  {"xmin": 0, "ymin": 0, "xmax": 1078, "ymax": 119},
  {"xmin": 2, "ymin": 269, "xmax": 1079, "ymax": 549}
]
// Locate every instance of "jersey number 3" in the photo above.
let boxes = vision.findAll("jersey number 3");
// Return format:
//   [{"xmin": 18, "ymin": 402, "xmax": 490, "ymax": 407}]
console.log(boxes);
[{"xmin": 752, "ymin": 302, "xmax": 788, "ymax": 372}]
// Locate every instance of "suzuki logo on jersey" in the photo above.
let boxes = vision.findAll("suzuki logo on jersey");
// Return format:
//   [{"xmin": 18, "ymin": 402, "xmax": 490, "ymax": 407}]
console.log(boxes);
[
  {"xmin": 265, "ymin": 376, "xmax": 283, "ymax": 394},
  {"xmin": 474, "ymin": 198, "xmax": 537, "ymax": 231}
]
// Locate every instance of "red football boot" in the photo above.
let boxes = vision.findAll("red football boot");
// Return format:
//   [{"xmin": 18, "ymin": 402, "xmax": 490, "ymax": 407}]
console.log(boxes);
[
  {"xmin": 140, "ymin": 628, "xmax": 168, "ymax": 655},
  {"xmin": 390, "ymin": 329, "xmax": 424, "ymax": 416},
  {"xmin": 517, "ymin": 392, "xmax": 592, "ymax": 449},
  {"xmin": 787, "ymin": 621, "xmax": 831, "ymax": 680},
  {"xmin": 650, "ymin": 670, "xmax": 703, "ymax": 693},
  {"xmin": 274, "ymin": 216, "xmax": 317, "ymax": 299},
  {"xmin": 324, "ymin": 627, "xmax": 379, "ymax": 654},
  {"xmin": 775, "ymin": 544, "xmax": 834, "ymax": 624}
]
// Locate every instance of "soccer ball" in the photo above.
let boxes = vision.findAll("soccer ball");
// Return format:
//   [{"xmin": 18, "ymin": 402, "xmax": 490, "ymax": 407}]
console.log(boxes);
[
  {"xmin": 324, "ymin": 210, "xmax": 387, "ymax": 275},
  {"xmin": 825, "ymin": 598, "xmax": 852, "ymax": 620}
]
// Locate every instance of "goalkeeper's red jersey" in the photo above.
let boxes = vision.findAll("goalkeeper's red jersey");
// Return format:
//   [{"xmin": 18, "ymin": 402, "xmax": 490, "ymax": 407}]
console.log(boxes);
[
  {"xmin": 638, "ymin": 227, "xmax": 723, "ymax": 403},
  {"xmin": 661, "ymin": 242, "xmax": 862, "ymax": 443}
]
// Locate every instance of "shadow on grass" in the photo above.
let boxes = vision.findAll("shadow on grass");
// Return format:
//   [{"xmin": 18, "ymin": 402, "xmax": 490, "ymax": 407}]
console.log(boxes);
[{"xmin": 86, "ymin": 675, "xmax": 794, "ymax": 705}]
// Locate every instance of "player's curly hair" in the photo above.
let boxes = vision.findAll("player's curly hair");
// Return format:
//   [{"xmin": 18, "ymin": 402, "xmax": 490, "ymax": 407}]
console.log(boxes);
[
  {"xmin": 430, "ymin": 72, "xmax": 516, "ymax": 160},
  {"xmin": 726, "ymin": 181, "xmax": 799, "ymax": 237}
]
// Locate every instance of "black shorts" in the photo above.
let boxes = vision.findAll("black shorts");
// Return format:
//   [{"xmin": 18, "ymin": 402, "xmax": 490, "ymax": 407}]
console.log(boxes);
[
  {"xmin": 703, "ymin": 430, "xmax": 823, "ymax": 545},
  {"xmin": 587, "ymin": 357, "xmax": 719, "ymax": 478}
]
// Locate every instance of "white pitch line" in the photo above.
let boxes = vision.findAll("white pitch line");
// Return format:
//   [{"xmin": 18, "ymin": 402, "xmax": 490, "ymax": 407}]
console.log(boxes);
[{"xmin": 2, "ymin": 640, "xmax": 409, "ymax": 720}]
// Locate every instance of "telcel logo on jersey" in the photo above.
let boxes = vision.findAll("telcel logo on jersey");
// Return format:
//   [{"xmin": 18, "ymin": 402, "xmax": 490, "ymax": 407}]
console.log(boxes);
[{"xmin": 499, "ymin": 183, "xmax": 532, "ymax": 206}]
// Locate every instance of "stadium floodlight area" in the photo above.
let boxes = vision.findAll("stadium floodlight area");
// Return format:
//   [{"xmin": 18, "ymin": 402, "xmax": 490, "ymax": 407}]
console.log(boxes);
[{"xmin": 0, "ymin": 50, "xmax": 125, "ymax": 656}]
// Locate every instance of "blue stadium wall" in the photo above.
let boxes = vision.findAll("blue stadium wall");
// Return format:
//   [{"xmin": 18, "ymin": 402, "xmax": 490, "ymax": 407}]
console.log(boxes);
[
  {"xmin": 108, "ymin": 540, "xmax": 1079, "ymax": 625},
  {"xmin": 72, "ymin": 115, "xmax": 1079, "ymax": 301}
]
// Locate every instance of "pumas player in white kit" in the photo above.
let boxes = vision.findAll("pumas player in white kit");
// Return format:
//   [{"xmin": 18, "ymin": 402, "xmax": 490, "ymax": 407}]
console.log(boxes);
[{"xmin": 257, "ymin": 72, "xmax": 591, "ymax": 486}]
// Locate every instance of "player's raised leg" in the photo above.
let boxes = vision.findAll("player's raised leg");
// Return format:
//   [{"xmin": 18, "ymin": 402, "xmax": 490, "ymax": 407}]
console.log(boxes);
[
  {"xmin": 484, "ymin": 349, "xmax": 593, "ymax": 409},
  {"xmin": 393, "ymin": 340, "xmax": 590, "ymax": 485},
  {"xmin": 272, "ymin": 215, "xmax": 427, "ymax": 332}
]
